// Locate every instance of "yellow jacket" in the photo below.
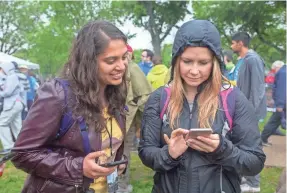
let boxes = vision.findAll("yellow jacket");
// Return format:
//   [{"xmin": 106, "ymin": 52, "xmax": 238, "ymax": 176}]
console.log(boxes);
[{"xmin": 147, "ymin": 64, "xmax": 168, "ymax": 90}]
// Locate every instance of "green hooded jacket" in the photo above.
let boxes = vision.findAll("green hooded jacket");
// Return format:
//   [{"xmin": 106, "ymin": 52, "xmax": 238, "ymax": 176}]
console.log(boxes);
[{"xmin": 125, "ymin": 62, "xmax": 153, "ymax": 131}]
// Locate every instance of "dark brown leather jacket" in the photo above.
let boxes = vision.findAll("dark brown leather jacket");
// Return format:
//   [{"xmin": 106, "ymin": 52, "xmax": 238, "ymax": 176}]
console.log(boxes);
[{"xmin": 11, "ymin": 80, "xmax": 126, "ymax": 193}]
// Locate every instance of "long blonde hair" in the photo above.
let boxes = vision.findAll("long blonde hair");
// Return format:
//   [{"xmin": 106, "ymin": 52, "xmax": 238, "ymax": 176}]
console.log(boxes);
[{"xmin": 168, "ymin": 57, "xmax": 222, "ymax": 129}]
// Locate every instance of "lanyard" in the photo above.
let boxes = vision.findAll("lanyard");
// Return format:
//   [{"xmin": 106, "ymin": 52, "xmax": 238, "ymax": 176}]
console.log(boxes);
[{"xmin": 104, "ymin": 117, "xmax": 113, "ymax": 157}]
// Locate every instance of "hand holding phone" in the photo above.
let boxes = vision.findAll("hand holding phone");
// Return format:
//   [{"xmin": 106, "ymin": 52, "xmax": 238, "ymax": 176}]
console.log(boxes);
[
  {"xmin": 186, "ymin": 131, "xmax": 220, "ymax": 153},
  {"xmin": 83, "ymin": 151, "xmax": 116, "ymax": 179}
]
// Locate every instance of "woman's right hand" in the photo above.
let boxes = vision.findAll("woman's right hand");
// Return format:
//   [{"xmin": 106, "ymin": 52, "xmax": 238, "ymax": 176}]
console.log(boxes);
[
  {"xmin": 83, "ymin": 151, "xmax": 116, "ymax": 179},
  {"xmin": 164, "ymin": 128, "xmax": 189, "ymax": 159}
]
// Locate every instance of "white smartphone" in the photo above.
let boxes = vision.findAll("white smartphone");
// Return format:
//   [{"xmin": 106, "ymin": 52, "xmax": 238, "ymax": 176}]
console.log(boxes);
[{"xmin": 189, "ymin": 128, "xmax": 213, "ymax": 139}]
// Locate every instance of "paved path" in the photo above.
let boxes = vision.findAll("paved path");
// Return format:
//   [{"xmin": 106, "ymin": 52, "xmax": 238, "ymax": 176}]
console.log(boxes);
[{"xmin": 263, "ymin": 135, "xmax": 286, "ymax": 167}]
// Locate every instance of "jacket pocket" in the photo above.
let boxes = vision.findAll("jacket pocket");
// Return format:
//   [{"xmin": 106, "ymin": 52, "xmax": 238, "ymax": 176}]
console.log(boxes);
[{"xmin": 39, "ymin": 179, "xmax": 83, "ymax": 193}]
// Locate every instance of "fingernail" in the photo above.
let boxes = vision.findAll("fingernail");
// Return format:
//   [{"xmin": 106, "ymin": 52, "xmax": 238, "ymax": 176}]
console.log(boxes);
[{"xmin": 197, "ymin": 136, "xmax": 201, "ymax": 140}]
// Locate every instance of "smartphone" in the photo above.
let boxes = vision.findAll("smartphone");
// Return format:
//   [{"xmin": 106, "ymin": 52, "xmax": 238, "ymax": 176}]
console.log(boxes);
[
  {"xmin": 99, "ymin": 159, "xmax": 128, "ymax": 168},
  {"xmin": 189, "ymin": 128, "xmax": 213, "ymax": 139},
  {"xmin": 0, "ymin": 153, "xmax": 15, "ymax": 165}
]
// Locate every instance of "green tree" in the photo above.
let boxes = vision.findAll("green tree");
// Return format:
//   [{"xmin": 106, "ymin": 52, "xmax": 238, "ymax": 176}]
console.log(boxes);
[
  {"xmin": 16, "ymin": 1, "xmax": 110, "ymax": 75},
  {"xmin": 193, "ymin": 1, "xmax": 286, "ymax": 64},
  {"xmin": 161, "ymin": 44, "xmax": 172, "ymax": 67},
  {"xmin": 0, "ymin": 1, "xmax": 42, "ymax": 54},
  {"xmin": 107, "ymin": 1, "xmax": 191, "ymax": 56}
]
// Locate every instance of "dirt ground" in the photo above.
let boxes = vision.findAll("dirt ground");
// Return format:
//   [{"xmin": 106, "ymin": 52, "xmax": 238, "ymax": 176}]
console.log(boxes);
[{"xmin": 263, "ymin": 135, "xmax": 286, "ymax": 167}]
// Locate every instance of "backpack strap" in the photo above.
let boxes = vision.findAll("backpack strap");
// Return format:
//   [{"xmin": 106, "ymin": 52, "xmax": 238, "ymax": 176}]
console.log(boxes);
[
  {"xmin": 77, "ymin": 116, "xmax": 92, "ymax": 154},
  {"xmin": 54, "ymin": 78, "xmax": 75, "ymax": 140},
  {"xmin": 220, "ymin": 87, "xmax": 236, "ymax": 129},
  {"xmin": 160, "ymin": 87, "xmax": 171, "ymax": 120},
  {"xmin": 54, "ymin": 78, "xmax": 94, "ymax": 154}
]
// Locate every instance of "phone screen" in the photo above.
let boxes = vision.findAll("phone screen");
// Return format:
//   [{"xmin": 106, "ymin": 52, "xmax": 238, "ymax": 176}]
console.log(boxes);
[{"xmin": 189, "ymin": 128, "xmax": 212, "ymax": 139}]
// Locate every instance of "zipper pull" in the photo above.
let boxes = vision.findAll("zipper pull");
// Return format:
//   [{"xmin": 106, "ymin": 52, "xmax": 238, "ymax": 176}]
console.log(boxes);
[{"xmin": 75, "ymin": 185, "xmax": 79, "ymax": 193}]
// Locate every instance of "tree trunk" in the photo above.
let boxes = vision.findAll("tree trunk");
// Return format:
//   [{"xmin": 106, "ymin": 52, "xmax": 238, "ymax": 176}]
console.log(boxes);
[
  {"xmin": 151, "ymin": 36, "xmax": 161, "ymax": 57},
  {"xmin": 143, "ymin": 1, "xmax": 162, "ymax": 57}
]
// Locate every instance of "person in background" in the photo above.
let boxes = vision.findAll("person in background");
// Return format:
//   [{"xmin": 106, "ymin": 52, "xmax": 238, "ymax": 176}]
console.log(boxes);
[
  {"xmin": 117, "ymin": 44, "xmax": 152, "ymax": 193},
  {"xmin": 139, "ymin": 20, "xmax": 265, "ymax": 193},
  {"xmin": 0, "ymin": 61, "xmax": 23, "ymax": 155},
  {"xmin": 138, "ymin": 49, "xmax": 154, "ymax": 76},
  {"xmin": 29, "ymin": 71, "xmax": 42, "ymax": 86},
  {"xmin": 147, "ymin": 56, "xmax": 168, "ymax": 90},
  {"xmin": 230, "ymin": 31, "xmax": 266, "ymax": 193},
  {"xmin": 265, "ymin": 61, "xmax": 286, "ymax": 136},
  {"xmin": 19, "ymin": 65, "xmax": 38, "ymax": 110},
  {"xmin": 261, "ymin": 62, "xmax": 286, "ymax": 146},
  {"xmin": 12, "ymin": 62, "xmax": 30, "ymax": 120},
  {"xmin": 223, "ymin": 50, "xmax": 235, "ymax": 72},
  {"xmin": 265, "ymin": 68, "xmax": 276, "ymax": 85}
]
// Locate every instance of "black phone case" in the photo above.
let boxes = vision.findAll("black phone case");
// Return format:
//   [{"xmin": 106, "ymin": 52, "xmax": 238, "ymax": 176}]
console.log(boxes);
[{"xmin": 100, "ymin": 159, "xmax": 128, "ymax": 168}]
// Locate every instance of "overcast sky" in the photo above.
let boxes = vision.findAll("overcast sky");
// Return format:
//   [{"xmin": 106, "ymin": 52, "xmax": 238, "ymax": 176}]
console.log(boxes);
[{"xmin": 118, "ymin": 2, "xmax": 193, "ymax": 51}]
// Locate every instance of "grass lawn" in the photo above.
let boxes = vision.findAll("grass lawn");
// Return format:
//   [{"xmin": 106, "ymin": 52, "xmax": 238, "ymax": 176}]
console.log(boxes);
[{"xmin": 0, "ymin": 113, "xmax": 284, "ymax": 193}]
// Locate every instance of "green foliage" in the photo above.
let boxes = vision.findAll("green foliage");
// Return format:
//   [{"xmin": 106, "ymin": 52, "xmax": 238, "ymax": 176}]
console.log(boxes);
[
  {"xmin": 133, "ymin": 49, "xmax": 143, "ymax": 64},
  {"xmin": 161, "ymin": 44, "xmax": 172, "ymax": 67},
  {"xmin": 15, "ymin": 1, "xmax": 110, "ymax": 75},
  {"xmin": 193, "ymin": 1, "xmax": 286, "ymax": 65},
  {"xmin": 0, "ymin": 1, "xmax": 42, "ymax": 54}
]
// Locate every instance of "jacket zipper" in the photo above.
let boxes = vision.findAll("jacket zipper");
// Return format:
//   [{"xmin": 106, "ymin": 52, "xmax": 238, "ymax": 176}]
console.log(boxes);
[
  {"xmin": 75, "ymin": 185, "xmax": 79, "ymax": 193},
  {"xmin": 186, "ymin": 93, "xmax": 198, "ymax": 128}
]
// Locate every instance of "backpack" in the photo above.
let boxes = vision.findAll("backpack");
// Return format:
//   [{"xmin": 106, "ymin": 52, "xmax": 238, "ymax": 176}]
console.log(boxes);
[
  {"xmin": 16, "ymin": 72, "xmax": 30, "ymax": 92},
  {"xmin": 159, "ymin": 86, "xmax": 236, "ymax": 134}
]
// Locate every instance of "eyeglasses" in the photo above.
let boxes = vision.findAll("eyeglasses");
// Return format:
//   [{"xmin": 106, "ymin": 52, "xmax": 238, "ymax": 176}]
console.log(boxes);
[{"xmin": 141, "ymin": 55, "xmax": 147, "ymax": 57}]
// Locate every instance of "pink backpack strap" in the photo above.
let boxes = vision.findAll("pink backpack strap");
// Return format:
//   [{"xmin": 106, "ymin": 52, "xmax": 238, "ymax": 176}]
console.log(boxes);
[
  {"xmin": 220, "ymin": 88, "xmax": 233, "ymax": 128},
  {"xmin": 160, "ymin": 87, "xmax": 171, "ymax": 120}
]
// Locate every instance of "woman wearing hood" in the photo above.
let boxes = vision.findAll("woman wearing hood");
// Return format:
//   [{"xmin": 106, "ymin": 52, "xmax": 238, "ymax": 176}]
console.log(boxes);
[{"xmin": 138, "ymin": 20, "xmax": 265, "ymax": 193}]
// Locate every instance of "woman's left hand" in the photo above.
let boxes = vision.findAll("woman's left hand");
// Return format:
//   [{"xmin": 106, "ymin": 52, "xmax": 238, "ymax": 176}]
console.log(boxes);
[
  {"xmin": 117, "ymin": 164, "xmax": 126, "ymax": 176},
  {"xmin": 186, "ymin": 134, "xmax": 220, "ymax": 153}
]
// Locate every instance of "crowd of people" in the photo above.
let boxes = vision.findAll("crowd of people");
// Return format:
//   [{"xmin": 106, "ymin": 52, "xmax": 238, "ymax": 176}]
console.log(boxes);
[{"xmin": 0, "ymin": 19, "xmax": 285, "ymax": 193}]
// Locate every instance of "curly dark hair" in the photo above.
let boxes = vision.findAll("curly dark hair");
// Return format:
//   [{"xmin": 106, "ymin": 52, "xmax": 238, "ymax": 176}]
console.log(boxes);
[{"xmin": 60, "ymin": 20, "xmax": 127, "ymax": 132}]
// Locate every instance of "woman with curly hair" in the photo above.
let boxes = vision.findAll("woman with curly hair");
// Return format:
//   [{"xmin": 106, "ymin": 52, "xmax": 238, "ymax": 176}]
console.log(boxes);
[{"xmin": 11, "ymin": 21, "xmax": 129, "ymax": 193}]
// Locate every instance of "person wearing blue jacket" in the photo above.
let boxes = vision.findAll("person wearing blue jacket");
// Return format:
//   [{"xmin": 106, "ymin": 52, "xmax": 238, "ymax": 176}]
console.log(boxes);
[
  {"xmin": 138, "ymin": 49, "xmax": 154, "ymax": 76},
  {"xmin": 19, "ymin": 65, "xmax": 38, "ymax": 110},
  {"xmin": 261, "ymin": 62, "xmax": 286, "ymax": 146}
]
